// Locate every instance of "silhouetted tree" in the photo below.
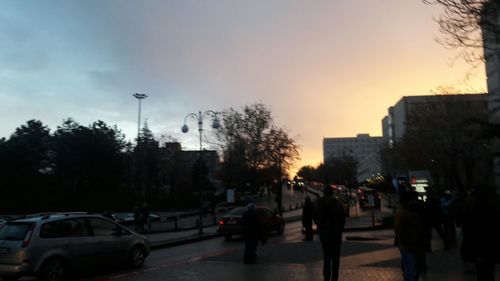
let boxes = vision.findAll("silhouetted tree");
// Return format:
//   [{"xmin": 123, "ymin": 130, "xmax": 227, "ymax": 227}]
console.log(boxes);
[
  {"xmin": 215, "ymin": 103, "xmax": 300, "ymax": 191},
  {"xmin": 0, "ymin": 120, "xmax": 52, "ymax": 212},
  {"xmin": 297, "ymin": 156, "xmax": 357, "ymax": 188},
  {"xmin": 52, "ymin": 119, "xmax": 129, "ymax": 210},
  {"xmin": 158, "ymin": 141, "xmax": 182, "ymax": 195},
  {"xmin": 423, "ymin": 0, "xmax": 500, "ymax": 64},
  {"xmin": 297, "ymin": 165, "xmax": 317, "ymax": 182},
  {"xmin": 133, "ymin": 122, "xmax": 160, "ymax": 203}
]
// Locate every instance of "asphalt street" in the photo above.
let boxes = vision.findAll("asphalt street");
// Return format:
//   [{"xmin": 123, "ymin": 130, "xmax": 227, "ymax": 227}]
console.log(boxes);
[{"xmin": 72, "ymin": 220, "xmax": 500, "ymax": 281}]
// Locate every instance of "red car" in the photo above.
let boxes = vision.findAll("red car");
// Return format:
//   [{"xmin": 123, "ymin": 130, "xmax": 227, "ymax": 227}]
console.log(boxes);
[
  {"xmin": 217, "ymin": 206, "xmax": 285, "ymax": 240},
  {"xmin": 357, "ymin": 187, "xmax": 381, "ymax": 209}
]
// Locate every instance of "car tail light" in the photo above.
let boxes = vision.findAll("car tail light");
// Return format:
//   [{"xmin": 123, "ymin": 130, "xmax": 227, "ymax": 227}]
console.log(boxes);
[
  {"xmin": 218, "ymin": 220, "xmax": 225, "ymax": 225},
  {"xmin": 22, "ymin": 223, "xmax": 35, "ymax": 248}
]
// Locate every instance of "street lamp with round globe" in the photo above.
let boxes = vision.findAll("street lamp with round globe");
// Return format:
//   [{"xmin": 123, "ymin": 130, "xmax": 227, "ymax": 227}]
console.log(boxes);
[{"xmin": 181, "ymin": 110, "xmax": 221, "ymax": 235}]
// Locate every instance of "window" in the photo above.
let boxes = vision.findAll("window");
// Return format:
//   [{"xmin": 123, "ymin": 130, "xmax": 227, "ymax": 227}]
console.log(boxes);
[
  {"xmin": 0, "ymin": 223, "xmax": 33, "ymax": 240},
  {"xmin": 89, "ymin": 218, "xmax": 121, "ymax": 237},
  {"xmin": 257, "ymin": 208, "xmax": 275, "ymax": 217},
  {"xmin": 40, "ymin": 219, "xmax": 90, "ymax": 238}
]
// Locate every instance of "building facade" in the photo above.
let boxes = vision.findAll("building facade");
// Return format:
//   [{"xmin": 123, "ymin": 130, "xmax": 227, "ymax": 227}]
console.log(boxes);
[
  {"xmin": 381, "ymin": 94, "xmax": 491, "ymax": 189},
  {"xmin": 382, "ymin": 94, "xmax": 488, "ymax": 144},
  {"xmin": 160, "ymin": 142, "xmax": 220, "ymax": 193},
  {"xmin": 323, "ymin": 134, "xmax": 385, "ymax": 182}
]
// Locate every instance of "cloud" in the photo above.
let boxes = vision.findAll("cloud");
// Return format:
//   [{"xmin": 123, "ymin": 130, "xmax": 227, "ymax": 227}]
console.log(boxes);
[{"xmin": 0, "ymin": 0, "xmax": 488, "ymax": 167}]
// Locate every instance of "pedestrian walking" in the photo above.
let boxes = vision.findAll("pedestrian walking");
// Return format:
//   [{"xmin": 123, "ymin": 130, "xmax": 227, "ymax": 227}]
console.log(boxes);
[
  {"xmin": 142, "ymin": 202, "xmax": 151, "ymax": 231},
  {"xmin": 241, "ymin": 203, "xmax": 260, "ymax": 264},
  {"xmin": 313, "ymin": 185, "xmax": 346, "ymax": 281},
  {"xmin": 302, "ymin": 196, "xmax": 314, "ymax": 241},
  {"xmin": 133, "ymin": 202, "xmax": 143, "ymax": 232},
  {"xmin": 440, "ymin": 189, "xmax": 457, "ymax": 245},
  {"xmin": 424, "ymin": 186, "xmax": 448, "ymax": 249},
  {"xmin": 394, "ymin": 190, "xmax": 423, "ymax": 281}
]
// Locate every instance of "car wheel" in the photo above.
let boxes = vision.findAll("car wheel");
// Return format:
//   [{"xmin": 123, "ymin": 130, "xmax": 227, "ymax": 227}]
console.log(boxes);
[
  {"xmin": 40, "ymin": 258, "xmax": 66, "ymax": 281},
  {"xmin": 129, "ymin": 245, "xmax": 146, "ymax": 267},
  {"xmin": 224, "ymin": 234, "xmax": 232, "ymax": 240},
  {"xmin": 277, "ymin": 222, "xmax": 285, "ymax": 234}
]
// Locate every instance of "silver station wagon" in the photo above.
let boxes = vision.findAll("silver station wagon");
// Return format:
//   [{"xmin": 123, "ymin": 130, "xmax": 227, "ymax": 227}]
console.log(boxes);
[{"xmin": 0, "ymin": 212, "xmax": 150, "ymax": 281}]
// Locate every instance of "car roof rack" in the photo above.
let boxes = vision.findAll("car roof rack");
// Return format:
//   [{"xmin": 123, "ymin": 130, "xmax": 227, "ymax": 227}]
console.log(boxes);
[{"xmin": 39, "ymin": 212, "xmax": 90, "ymax": 220}]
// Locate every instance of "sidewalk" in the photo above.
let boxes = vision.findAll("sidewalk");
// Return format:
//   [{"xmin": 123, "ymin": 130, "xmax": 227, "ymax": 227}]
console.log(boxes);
[{"xmin": 132, "ymin": 227, "xmax": 500, "ymax": 281}]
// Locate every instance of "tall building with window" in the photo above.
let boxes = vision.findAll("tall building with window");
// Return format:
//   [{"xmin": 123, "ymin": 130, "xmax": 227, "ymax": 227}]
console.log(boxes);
[
  {"xmin": 381, "ymin": 94, "xmax": 491, "ymax": 188},
  {"xmin": 382, "ymin": 94, "xmax": 488, "ymax": 145},
  {"xmin": 323, "ymin": 134, "xmax": 384, "ymax": 182}
]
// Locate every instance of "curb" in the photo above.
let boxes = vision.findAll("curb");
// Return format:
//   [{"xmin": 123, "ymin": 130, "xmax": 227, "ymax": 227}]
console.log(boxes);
[{"xmin": 151, "ymin": 233, "xmax": 222, "ymax": 249}]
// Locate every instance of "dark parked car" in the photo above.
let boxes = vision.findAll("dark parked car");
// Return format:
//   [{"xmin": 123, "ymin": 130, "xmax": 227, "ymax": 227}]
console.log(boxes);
[
  {"xmin": 357, "ymin": 187, "xmax": 381, "ymax": 209},
  {"xmin": 214, "ymin": 202, "xmax": 238, "ymax": 214},
  {"xmin": 0, "ymin": 212, "xmax": 150, "ymax": 281},
  {"xmin": 217, "ymin": 206, "xmax": 285, "ymax": 240}
]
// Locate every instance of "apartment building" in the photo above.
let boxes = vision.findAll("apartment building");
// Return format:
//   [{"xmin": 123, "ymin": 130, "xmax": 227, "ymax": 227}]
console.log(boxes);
[
  {"xmin": 382, "ymin": 94, "xmax": 488, "ymax": 145},
  {"xmin": 323, "ymin": 134, "xmax": 384, "ymax": 182}
]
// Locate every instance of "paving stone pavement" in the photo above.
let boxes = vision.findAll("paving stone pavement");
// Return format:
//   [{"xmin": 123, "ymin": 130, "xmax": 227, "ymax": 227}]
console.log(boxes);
[{"xmin": 114, "ymin": 229, "xmax": 500, "ymax": 281}]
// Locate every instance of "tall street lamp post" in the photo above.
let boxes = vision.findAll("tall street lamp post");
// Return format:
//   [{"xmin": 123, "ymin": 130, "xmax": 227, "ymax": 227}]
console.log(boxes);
[
  {"xmin": 133, "ymin": 93, "xmax": 148, "ymax": 201},
  {"xmin": 133, "ymin": 93, "xmax": 148, "ymax": 142},
  {"xmin": 182, "ymin": 110, "xmax": 221, "ymax": 235}
]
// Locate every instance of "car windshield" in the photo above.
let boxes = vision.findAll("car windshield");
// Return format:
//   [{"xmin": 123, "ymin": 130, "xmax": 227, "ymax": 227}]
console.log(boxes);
[
  {"xmin": 226, "ymin": 207, "xmax": 247, "ymax": 216},
  {"xmin": 0, "ymin": 222, "xmax": 33, "ymax": 241},
  {"xmin": 114, "ymin": 213, "xmax": 133, "ymax": 219}
]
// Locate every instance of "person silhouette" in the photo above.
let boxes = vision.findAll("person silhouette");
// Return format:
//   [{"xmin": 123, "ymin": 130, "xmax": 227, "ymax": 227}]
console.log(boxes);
[
  {"xmin": 302, "ymin": 196, "xmax": 314, "ymax": 241},
  {"xmin": 241, "ymin": 203, "xmax": 260, "ymax": 264},
  {"xmin": 394, "ymin": 190, "xmax": 423, "ymax": 281},
  {"xmin": 314, "ymin": 186, "xmax": 346, "ymax": 281}
]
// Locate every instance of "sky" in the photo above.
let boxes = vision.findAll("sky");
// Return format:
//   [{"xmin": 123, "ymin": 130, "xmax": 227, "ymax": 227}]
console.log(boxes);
[{"xmin": 0, "ymin": 0, "xmax": 487, "ymax": 174}]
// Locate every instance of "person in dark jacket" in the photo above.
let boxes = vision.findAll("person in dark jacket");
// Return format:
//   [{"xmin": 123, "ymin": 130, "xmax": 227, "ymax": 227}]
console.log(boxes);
[
  {"xmin": 302, "ymin": 196, "xmax": 314, "ymax": 241},
  {"xmin": 460, "ymin": 187, "xmax": 500, "ymax": 281},
  {"xmin": 133, "ymin": 202, "xmax": 143, "ymax": 232},
  {"xmin": 394, "ymin": 190, "xmax": 423, "ymax": 281},
  {"xmin": 313, "ymin": 186, "xmax": 346, "ymax": 281},
  {"xmin": 242, "ymin": 203, "xmax": 260, "ymax": 264},
  {"xmin": 424, "ymin": 187, "xmax": 448, "ymax": 249},
  {"xmin": 142, "ymin": 203, "xmax": 151, "ymax": 231}
]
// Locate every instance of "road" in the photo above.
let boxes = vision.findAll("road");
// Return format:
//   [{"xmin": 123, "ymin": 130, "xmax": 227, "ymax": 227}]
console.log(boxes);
[
  {"xmin": 7, "ymin": 189, "xmax": 499, "ymax": 281},
  {"xmin": 76, "ymin": 221, "xmax": 306, "ymax": 281},
  {"xmin": 67, "ymin": 221, "xmax": 400, "ymax": 281},
  {"xmin": 10, "ymin": 188, "xmax": 396, "ymax": 281}
]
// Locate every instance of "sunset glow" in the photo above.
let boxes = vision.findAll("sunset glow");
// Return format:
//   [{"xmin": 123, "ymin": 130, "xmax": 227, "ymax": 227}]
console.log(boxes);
[{"xmin": 0, "ymin": 1, "xmax": 487, "ymax": 175}]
